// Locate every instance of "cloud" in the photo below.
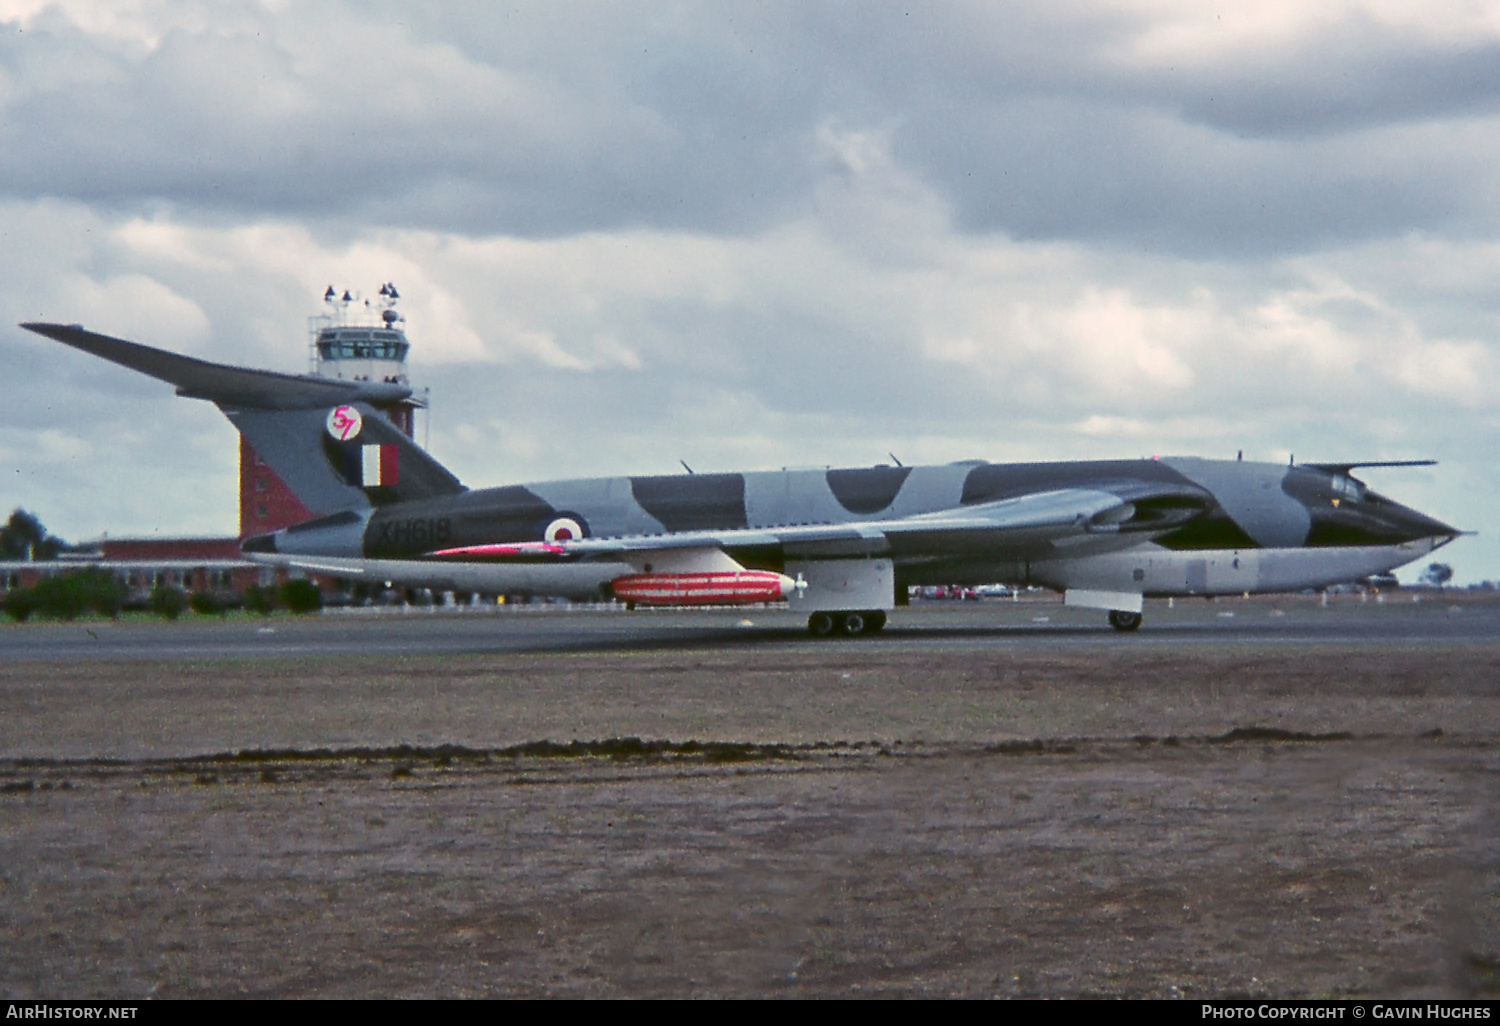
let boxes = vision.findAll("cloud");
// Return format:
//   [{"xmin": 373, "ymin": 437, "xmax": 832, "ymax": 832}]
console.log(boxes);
[
  {"xmin": 0, "ymin": 1, "xmax": 1496, "ymax": 580},
  {"xmin": 1113, "ymin": 0, "xmax": 1500, "ymax": 66},
  {"xmin": 1, "ymin": 0, "xmax": 1497, "ymax": 261},
  {"xmin": 9, "ymin": 177, "xmax": 1488, "ymax": 472}
]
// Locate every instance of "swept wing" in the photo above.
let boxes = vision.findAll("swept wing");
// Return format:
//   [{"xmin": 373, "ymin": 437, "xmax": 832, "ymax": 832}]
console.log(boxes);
[{"xmin": 253, "ymin": 484, "xmax": 1211, "ymax": 596}]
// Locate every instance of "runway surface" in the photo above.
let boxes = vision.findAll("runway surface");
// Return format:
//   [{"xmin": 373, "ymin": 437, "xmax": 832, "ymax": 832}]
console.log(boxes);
[
  {"xmin": 2, "ymin": 592, "xmax": 1497, "ymax": 765},
  {"xmin": 3, "ymin": 593, "xmax": 1498, "ymax": 997},
  {"xmin": 0, "ymin": 593, "xmax": 1494, "ymax": 662}
]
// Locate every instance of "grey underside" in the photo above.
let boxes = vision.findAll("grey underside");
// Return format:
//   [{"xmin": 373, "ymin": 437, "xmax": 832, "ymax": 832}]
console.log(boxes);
[{"xmin": 251, "ymin": 555, "xmax": 633, "ymax": 602}]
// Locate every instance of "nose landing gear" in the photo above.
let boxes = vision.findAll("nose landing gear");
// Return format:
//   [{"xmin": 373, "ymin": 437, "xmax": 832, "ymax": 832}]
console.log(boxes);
[{"xmin": 807, "ymin": 610, "xmax": 888, "ymax": 637}]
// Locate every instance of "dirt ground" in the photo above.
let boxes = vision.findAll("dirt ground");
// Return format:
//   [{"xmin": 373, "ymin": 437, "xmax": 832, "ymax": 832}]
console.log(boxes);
[{"xmin": 1, "ymin": 627, "xmax": 1498, "ymax": 998}]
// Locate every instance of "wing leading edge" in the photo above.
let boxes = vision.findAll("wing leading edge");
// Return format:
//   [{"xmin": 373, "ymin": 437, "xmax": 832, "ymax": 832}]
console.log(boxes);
[
  {"xmin": 428, "ymin": 484, "xmax": 1208, "ymax": 561},
  {"xmin": 254, "ymin": 483, "xmax": 1208, "ymax": 576},
  {"xmin": 557, "ymin": 487, "xmax": 1151, "ymax": 560}
]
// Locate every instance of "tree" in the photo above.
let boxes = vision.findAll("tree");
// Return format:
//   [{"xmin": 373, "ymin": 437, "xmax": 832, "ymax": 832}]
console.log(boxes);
[
  {"xmin": 0, "ymin": 509, "xmax": 65, "ymax": 561},
  {"xmin": 1420, "ymin": 563, "xmax": 1454, "ymax": 588}
]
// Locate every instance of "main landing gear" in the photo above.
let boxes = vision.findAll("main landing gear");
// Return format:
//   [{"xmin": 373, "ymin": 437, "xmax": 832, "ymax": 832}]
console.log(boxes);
[
  {"xmin": 807, "ymin": 610, "xmax": 887, "ymax": 637},
  {"xmin": 1108, "ymin": 610, "xmax": 1143, "ymax": 632}
]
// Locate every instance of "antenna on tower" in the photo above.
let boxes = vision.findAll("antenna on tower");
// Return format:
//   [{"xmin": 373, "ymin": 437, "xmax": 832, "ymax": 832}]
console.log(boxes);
[
  {"xmin": 379, "ymin": 282, "xmax": 403, "ymax": 327},
  {"xmin": 308, "ymin": 281, "xmax": 426, "ymax": 438}
]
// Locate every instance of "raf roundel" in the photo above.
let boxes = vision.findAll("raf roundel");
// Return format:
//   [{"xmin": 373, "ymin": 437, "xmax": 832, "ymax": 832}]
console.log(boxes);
[
  {"xmin": 544, "ymin": 517, "xmax": 585, "ymax": 543},
  {"xmin": 326, "ymin": 405, "xmax": 362, "ymax": 441}
]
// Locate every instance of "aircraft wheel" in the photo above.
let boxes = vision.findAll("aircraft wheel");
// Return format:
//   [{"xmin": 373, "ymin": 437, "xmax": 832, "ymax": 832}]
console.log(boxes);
[
  {"xmin": 863, "ymin": 611, "xmax": 887, "ymax": 634},
  {"xmin": 840, "ymin": 611, "xmax": 869, "ymax": 636},
  {"xmin": 807, "ymin": 612, "xmax": 838, "ymax": 637},
  {"xmin": 1108, "ymin": 610, "xmax": 1143, "ymax": 632}
]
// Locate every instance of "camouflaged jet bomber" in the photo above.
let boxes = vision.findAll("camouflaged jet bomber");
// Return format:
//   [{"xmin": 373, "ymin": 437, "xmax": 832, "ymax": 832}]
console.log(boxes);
[{"xmin": 22, "ymin": 321, "xmax": 1459, "ymax": 635}]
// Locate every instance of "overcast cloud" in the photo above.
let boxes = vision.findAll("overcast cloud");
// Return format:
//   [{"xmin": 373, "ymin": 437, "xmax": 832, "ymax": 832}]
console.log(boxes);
[{"xmin": 1, "ymin": 0, "xmax": 1495, "ymax": 581}]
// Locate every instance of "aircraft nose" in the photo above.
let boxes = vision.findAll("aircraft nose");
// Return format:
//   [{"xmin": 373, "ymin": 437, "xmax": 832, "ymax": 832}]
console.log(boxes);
[
  {"xmin": 1380, "ymin": 501, "xmax": 1458, "ymax": 544},
  {"xmin": 1306, "ymin": 495, "xmax": 1456, "ymax": 547}
]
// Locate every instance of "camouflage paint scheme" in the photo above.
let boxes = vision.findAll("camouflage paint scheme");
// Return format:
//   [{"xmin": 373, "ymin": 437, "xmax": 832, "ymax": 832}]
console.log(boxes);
[{"xmin": 21, "ymin": 323, "xmax": 1457, "ymax": 629}]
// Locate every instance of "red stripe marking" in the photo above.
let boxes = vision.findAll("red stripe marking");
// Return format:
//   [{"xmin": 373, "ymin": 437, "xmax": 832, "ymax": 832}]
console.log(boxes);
[{"xmin": 428, "ymin": 542, "xmax": 567, "ymax": 559}]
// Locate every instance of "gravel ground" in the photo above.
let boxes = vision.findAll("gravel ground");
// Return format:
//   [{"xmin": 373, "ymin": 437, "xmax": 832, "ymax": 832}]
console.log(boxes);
[{"xmin": 1, "ymin": 610, "xmax": 1497, "ymax": 998}]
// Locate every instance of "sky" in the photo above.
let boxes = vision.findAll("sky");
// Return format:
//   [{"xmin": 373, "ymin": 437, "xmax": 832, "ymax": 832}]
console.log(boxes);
[{"xmin": 0, "ymin": 0, "xmax": 1496, "ymax": 581}]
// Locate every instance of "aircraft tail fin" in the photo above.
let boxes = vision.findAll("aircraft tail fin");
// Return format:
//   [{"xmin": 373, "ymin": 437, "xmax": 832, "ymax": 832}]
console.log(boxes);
[
  {"xmin": 225, "ymin": 403, "xmax": 464, "ymax": 515},
  {"xmin": 21, "ymin": 322, "xmax": 465, "ymax": 517}
]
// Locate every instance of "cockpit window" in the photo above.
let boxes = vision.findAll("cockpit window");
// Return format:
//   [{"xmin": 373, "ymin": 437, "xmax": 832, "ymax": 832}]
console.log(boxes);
[{"xmin": 1331, "ymin": 475, "xmax": 1366, "ymax": 501}]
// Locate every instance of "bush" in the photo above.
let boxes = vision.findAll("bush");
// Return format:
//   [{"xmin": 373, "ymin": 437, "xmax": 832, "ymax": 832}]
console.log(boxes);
[
  {"xmin": 189, "ymin": 591, "xmax": 233, "ymax": 617},
  {"xmin": 16, "ymin": 568, "xmax": 125, "ymax": 621},
  {"xmin": 242, "ymin": 583, "xmax": 275, "ymax": 616},
  {"xmin": 149, "ymin": 585, "xmax": 188, "ymax": 621},
  {"xmin": 78, "ymin": 567, "xmax": 125, "ymax": 619},
  {"xmin": 2, "ymin": 587, "xmax": 35, "ymax": 623},
  {"xmin": 33, "ymin": 574, "xmax": 89, "ymax": 620},
  {"xmin": 280, "ymin": 578, "xmax": 322, "ymax": 615}
]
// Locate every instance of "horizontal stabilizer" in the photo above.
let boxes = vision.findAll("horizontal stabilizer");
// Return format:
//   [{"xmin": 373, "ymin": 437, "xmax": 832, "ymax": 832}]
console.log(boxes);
[
  {"xmin": 20, "ymin": 322, "xmax": 412, "ymax": 410},
  {"xmin": 23, "ymin": 321, "xmax": 464, "ymax": 511}
]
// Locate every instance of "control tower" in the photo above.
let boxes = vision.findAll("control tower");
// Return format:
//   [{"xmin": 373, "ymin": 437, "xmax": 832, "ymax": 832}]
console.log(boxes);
[{"xmin": 239, "ymin": 284, "xmax": 429, "ymax": 536}]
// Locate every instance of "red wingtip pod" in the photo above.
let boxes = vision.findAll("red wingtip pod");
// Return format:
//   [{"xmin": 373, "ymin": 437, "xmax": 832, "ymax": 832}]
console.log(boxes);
[{"xmin": 610, "ymin": 571, "xmax": 794, "ymax": 607}]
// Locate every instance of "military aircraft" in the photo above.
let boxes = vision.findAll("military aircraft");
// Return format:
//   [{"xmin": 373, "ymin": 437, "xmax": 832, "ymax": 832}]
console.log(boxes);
[{"xmin": 21, "ymin": 321, "xmax": 1458, "ymax": 635}]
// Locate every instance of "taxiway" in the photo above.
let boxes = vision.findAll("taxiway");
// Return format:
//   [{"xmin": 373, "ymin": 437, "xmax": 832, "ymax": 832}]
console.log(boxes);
[{"xmin": 1, "ymin": 595, "xmax": 1496, "ymax": 997}]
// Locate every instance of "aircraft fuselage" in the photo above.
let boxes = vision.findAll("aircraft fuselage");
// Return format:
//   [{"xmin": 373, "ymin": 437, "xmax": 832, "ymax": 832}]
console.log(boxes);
[
  {"xmin": 20, "ymin": 320, "xmax": 1459, "ymax": 634},
  {"xmin": 256, "ymin": 455, "xmax": 1455, "ymax": 609}
]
